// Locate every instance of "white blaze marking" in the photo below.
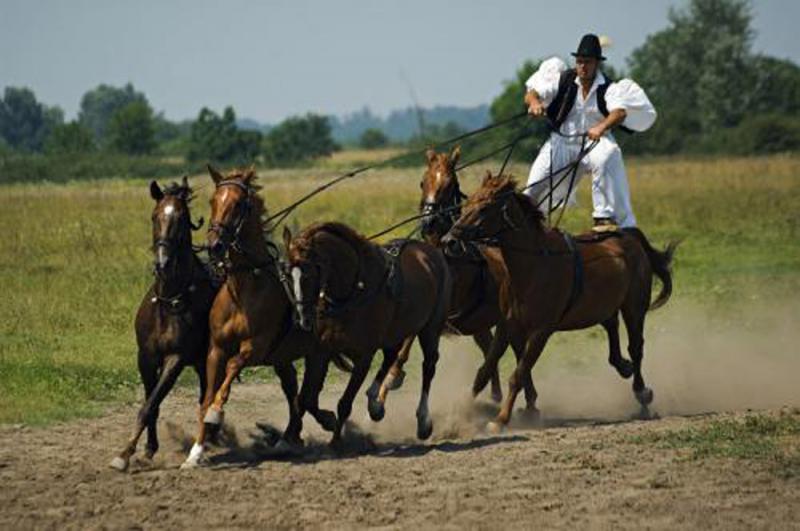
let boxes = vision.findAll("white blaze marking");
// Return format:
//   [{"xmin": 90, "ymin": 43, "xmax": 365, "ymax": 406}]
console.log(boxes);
[
  {"xmin": 291, "ymin": 266, "xmax": 303, "ymax": 303},
  {"xmin": 163, "ymin": 205, "xmax": 175, "ymax": 216}
]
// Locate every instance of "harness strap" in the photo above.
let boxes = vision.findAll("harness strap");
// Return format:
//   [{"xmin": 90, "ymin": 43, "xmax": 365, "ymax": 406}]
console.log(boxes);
[{"xmin": 560, "ymin": 232, "xmax": 584, "ymax": 320}]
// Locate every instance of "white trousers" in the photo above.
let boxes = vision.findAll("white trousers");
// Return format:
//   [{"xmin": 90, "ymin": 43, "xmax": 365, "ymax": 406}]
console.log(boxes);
[{"xmin": 523, "ymin": 135, "xmax": 637, "ymax": 228}]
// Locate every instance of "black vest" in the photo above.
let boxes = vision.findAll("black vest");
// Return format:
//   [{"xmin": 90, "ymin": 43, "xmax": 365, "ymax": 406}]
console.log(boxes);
[{"xmin": 545, "ymin": 69, "xmax": 634, "ymax": 134}]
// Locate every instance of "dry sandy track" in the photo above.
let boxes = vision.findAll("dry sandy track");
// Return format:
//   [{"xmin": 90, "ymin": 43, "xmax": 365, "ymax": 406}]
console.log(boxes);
[
  {"xmin": 4, "ymin": 301, "xmax": 800, "ymax": 530},
  {"xmin": 1, "ymin": 378, "xmax": 798, "ymax": 530}
]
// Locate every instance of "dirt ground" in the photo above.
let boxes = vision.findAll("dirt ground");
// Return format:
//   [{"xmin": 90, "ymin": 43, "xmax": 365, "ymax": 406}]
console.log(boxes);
[{"xmin": 2, "ymin": 327, "xmax": 799, "ymax": 531}]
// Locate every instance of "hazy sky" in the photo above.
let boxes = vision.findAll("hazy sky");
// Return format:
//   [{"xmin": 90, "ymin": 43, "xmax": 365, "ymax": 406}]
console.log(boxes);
[{"xmin": 2, "ymin": 0, "xmax": 797, "ymax": 123}]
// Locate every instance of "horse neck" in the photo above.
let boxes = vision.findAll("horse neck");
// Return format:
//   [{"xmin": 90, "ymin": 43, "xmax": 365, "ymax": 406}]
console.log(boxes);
[
  {"xmin": 155, "ymin": 234, "xmax": 195, "ymax": 297},
  {"xmin": 496, "ymin": 220, "xmax": 549, "ymax": 292},
  {"xmin": 317, "ymin": 232, "xmax": 363, "ymax": 300},
  {"xmin": 228, "ymin": 213, "xmax": 273, "ymax": 270}
]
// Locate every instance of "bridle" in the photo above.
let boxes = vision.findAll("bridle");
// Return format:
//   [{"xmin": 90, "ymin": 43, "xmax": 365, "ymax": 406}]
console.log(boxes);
[
  {"xmin": 420, "ymin": 172, "xmax": 467, "ymax": 238},
  {"xmin": 208, "ymin": 179, "xmax": 253, "ymax": 256},
  {"xmin": 150, "ymin": 199, "xmax": 202, "ymax": 311}
]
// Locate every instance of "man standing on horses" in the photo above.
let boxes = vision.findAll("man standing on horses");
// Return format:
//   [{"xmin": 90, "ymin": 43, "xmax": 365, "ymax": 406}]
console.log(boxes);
[{"xmin": 523, "ymin": 34, "xmax": 657, "ymax": 230}]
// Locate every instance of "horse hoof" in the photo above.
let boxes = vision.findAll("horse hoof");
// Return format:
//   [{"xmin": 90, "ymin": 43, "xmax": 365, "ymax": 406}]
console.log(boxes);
[
  {"xmin": 367, "ymin": 400, "xmax": 386, "ymax": 422},
  {"xmin": 417, "ymin": 417, "xmax": 433, "ymax": 441},
  {"xmin": 180, "ymin": 443, "xmax": 206, "ymax": 470},
  {"xmin": 386, "ymin": 370, "xmax": 405, "ymax": 391},
  {"xmin": 614, "ymin": 359, "xmax": 634, "ymax": 379},
  {"xmin": 109, "ymin": 456, "xmax": 129, "ymax": 472},
  {"xmin": 636, "ymin": 387, "xmax": 654, "ymax": 406},
  {"xmin": 203, "ymin": 407, "xmax": 223, "ymax": 426},
  {"xmin": 486, "ymin": 421, "xmax": 504, "ymax": 435}
]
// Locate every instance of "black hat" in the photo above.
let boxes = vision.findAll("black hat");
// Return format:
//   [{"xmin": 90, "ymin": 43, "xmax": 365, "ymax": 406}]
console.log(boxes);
[{"xmin": 571, "ymin": 33, "xmax": 606, "ymax": 61}]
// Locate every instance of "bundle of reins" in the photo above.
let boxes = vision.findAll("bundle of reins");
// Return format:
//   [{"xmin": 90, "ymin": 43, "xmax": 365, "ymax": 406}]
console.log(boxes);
[
  {"xmin": 263, "ymin": 110, "xmax": 531, "ymax": 232},
  {"xmin": 258, "ymin": 110, "xmax": 599, "ymax": 241}
]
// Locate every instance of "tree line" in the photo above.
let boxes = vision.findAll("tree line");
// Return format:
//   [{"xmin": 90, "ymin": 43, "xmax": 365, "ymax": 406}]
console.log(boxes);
[{"xmin": 1, "ymin": 0, "xmax": 798, "ymax": 183}]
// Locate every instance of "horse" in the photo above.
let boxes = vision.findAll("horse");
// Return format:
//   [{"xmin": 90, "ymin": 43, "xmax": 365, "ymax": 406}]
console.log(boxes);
[
  {"xmin": 110, "ymin": 177, "xmax": 218, "ymax": 472},
  {"xmin": 444, "ymin": 173, "xmax": 678, "ymax": 431},
  {"xmin": 371, "ymin": 147, "xmax": 538, "ymax": 412},
  {"xmin": 283, "ymin": 222, "xmax": 452, "ymax": 444},
  {"xmin": 181, "ymin": 166, "xmax": 340, "ymax": 468}
]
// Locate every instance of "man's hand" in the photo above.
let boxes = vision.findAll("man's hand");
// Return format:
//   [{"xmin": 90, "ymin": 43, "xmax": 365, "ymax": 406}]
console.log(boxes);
[
  {"xmin": 528, "ymin": 100, "xmax": 545, "ymax": 117},
  {"xmin": 525, "ymin": 90, "xmax": 545, "ymax": 118},
  {"xmin": 587, "ymin": 123, "xmax": 606, "ymax": 140}
]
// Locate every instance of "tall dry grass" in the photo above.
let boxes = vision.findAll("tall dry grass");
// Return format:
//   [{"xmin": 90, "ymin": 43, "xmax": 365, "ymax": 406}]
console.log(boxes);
[{"xmin": 0, "ymin": 154, "xmax": 798, "ymax": 423}]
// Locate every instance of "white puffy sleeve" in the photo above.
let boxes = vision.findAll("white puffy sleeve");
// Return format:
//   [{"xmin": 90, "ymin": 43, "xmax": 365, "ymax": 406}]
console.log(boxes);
[
  {"xmin": 524, "ymin": 56, "xmax": 568, "ymax": 107},
  {"xmin": 605, "ymin": 79, "xmax": 657, "ymax": 132}
]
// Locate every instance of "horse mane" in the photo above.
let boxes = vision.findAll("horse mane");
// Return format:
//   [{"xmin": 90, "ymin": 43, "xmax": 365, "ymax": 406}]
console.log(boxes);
[
  {"xmin": 295, "ymin": 221, "xmax": 371, "ymax": 255},
  {"xmin": 161, "ymin": 181, "xmax": 194, "ymax": 203},
  {"xmin": 471, "ymin": 172, "xmax": 546, "ymax": 230}
]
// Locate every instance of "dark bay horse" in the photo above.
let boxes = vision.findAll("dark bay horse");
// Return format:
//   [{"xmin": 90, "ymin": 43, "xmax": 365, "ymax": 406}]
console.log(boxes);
[
  {"xmin": 111, "ymin": 177, "xmax": 217, "ymax": 472},
  {"xmin": 284, "ymin": 222, "xmax": 452, "ymax": 443},
  {"xmin": 445, "ymin": 173, "xmax": 678, "ymax": 430},
  {"xmin": 182, "ymin": 166, "xmax": 338, "ymax": 468},
  {"xmin": 381, "ymin": 147, "xmax": 535, "ymax": 408}
]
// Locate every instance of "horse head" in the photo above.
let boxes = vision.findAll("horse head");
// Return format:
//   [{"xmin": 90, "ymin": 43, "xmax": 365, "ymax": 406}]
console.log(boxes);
[
  {"xmin": 149, "ymin": 176, "xmax": 195, "ymax": 281},
  {"xmin": 419, "ymin": 146, "xmax": 463, "ymax": 244}
]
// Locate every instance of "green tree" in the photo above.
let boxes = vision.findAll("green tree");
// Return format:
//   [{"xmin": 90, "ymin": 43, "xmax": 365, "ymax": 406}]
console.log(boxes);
[
  {"xmin": 262, "ymin": 113, "xmax": 339, "ymax": 167},
  {"xmin": 45, "ymin": 121, "xmax": 95, "ymax": 154},
  {"xmin": 187, "ymin": 106, "xmax": 260, "ymax": 164},
  {"xmin": 107, "ymin": 100, "xmax": 156, "ymax": 155},
  {"xmin": 627, "ymin": 0, "xmax": 753, "ymax": 152},
  {"xmin": 0, "ymin": 86, "xmax": 63, "ymax": 152},
  {"xmin": 359, "ymin": 128, "xmax": 389, "ymax": 149},
  {"xmin": 78, "ymin": 83, "xmax": 147, "ymax": 143}
]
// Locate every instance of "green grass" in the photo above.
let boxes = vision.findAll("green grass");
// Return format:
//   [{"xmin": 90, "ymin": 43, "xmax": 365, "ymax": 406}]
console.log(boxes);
[
  {"xmin": 1, "ymin": 154, "xmax": 799, "ymax": 424},
  {"xmin": 629, "ymin": 410, "xmax": 800, "ymax": 478}
]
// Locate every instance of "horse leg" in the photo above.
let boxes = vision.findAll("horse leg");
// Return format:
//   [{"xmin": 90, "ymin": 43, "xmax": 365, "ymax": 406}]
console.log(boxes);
[
  {"xmin": 298, "ymin": 348, "xmax": 337, "ymax": 432},
  {"xmin": 332, "ymin": 353, "xmax": 373, "ymax": 449},
  {"xmin": 509, "ymin": 333, "xmax": 538, "ymax": 416},
  {"xmin": 366, "ymin": 344, "xmax": 400, "ymax": 422},
  {"xmin": 415, "ymin": 323, "xmax": 445, "ymax": 441},
  {"xmin": 182, "ymin": 343, "xmax": 227, "ymax": 469},
  {"xmin": 621, "ymin": 304, "xmax": 654, "ymax": 416},
  {"xmin": 602, "ymin": 313, "xmax": 633, "ymax": 379},
  {"xmin": 472, "ymin": 320, "xmax": 514, "ymax": 401},
  {"xmin": 110, "ymin": 350, "xmax": 158, "ymax": 471},
  {"xmin": 472, "ymin": 328, "xmax": 503, "ymax": 403},
  {"xmin": 141, "ymin": 354, "xmax": 184, "ymax": 459},
  {"xmin": 382, "ymin": 336, "xmax": 413, "ymax": 392},
  {"xmin": 488, "ymin": 330, "xmax": 550, "ymax": 433},
  {"xmin": 274, "ymin": 362, "xmax": 303, "ymax": 449}
]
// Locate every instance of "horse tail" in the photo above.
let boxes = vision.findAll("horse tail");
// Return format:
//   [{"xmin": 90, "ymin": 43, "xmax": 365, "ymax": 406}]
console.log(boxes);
[
  {"xmin": 625, "ymin": 227, "xmax": 680, "ymax": 311},
  {"xmin": 331, "ymin": 352, "xmax": 353, "ymax": 373}
]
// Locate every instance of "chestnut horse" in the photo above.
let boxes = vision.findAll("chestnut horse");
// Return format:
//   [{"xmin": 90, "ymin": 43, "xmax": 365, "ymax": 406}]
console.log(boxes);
[
  {"xmin": 445, "ymin": 173, "xmax": 678, "ymax": 430},
  {"xmin": 182, "ymin": 166, "xmax": 339, "ymax": 468},
  {"xmin": 372, "ymin": 147, "xmax": 537, "ymax": 411},
  {"xmin": 111, "ymin": 177, "xmax": 217, "ymax": 471},
  {"xmin": 284, "ymin": 222, "xmax": 452, "ymax": 443}
]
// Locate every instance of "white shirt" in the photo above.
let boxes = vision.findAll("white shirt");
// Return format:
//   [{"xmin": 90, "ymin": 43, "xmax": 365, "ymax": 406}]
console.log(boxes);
[{"xmin": 525, "ymin": 57, "xmax": 657, "ymax": 141}]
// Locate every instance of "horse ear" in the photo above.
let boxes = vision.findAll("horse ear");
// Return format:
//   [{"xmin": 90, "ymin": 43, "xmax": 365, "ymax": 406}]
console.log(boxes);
[
  {"xmin": 150, "ymin": 180, "xmax": 164, "ymax": 201},
  {"xmin": 181, "ymin": 175, "xmax": 189, "ymax": 188},
  {"xmin": 425, "ymin": 149, "xmax": 436, "ymax": 165},
  {"xmin": 449, "ymin": 145, "xmax": 461, "ymax": 167},
  {"xmin": 243, "ymin": 165, "xmax": 256, "ymax": 184},
  {"xmin": 282, "ymin": 226, "xmax": 293, "ymax": 251},
  {"xmin": 481, "ymin": 170, "xmax": 493, "ymax": 186},
  {"xmin": 207, "ymin": 164, "xmax": 224, "ymax": 184}
]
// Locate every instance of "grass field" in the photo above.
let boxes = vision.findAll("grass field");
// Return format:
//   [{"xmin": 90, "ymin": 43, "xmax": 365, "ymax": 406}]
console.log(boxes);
[{"xmin": 1, "ymin": 154, "xmax": 799, "ymax": 425}]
